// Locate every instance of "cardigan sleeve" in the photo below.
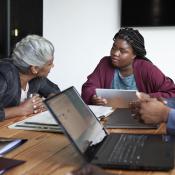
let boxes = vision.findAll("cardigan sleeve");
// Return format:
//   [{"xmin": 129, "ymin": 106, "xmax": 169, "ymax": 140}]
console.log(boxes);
[
  {"xmin": 134, "ymin": 59, "xmax": 175, "ymax": 98},
  {"xmin": 37, "ymin": 77, "xmax": 60, "ymax": 98},
  {"xmin": 81, "ymin": 57, "xmax": 113, "ymax": 104},
  {"xmin": 81, "ymin": 64, "xmax": 103, "ymax": 104}
]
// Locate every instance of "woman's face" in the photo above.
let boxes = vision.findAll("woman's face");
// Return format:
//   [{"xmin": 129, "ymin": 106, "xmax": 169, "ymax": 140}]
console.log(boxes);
[
  {"xmin": 110, "ymin": 39, "xmax": 136, "ymax": 68},
  {"xmin": 37, "ymin": 58, "xmax": 54, "ymax": 77}
]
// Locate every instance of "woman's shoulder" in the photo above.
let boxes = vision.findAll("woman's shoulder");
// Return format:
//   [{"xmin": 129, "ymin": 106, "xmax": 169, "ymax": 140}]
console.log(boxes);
[
  {"xmin": 29, "ymin": 77, "xmax": 50, "ymax": 87},
  {"xmin": 0, "ymin": 59, "xmax": 19, "ymax": 84},
  {"xmin": 134, "ymin": 57, "xmax": 162, "ymax": 76},
  {"xmin": 0, "ymin": 58, "xmax": 16, "ymax": 73},
  {"xmin": 134, "ymin": 57, "xmax": 153, "ymax": 68},
  {"xmin": 99, "ymin": 56, "xmax": 110, "ymax": 63},
  {"xmin": 97, "ymin": 56, "xmax": 113, "ymax": 68}
]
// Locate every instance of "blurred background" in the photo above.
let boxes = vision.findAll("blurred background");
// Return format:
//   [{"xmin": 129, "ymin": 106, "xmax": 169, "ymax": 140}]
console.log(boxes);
[{"xmin": 1, "ymin": 0, "xmax": 175, "ymax": 92}]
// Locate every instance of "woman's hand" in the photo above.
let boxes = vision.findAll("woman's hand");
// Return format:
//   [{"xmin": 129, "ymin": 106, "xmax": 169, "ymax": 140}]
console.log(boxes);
[
  {"xmin": 4, "ymin": 95, "xmax": 46, "ymax": 119},
  {"xmin": 19, "ymin": 95, "xmax": 45, "ymax": 116},
  {"xmin": 91, "ymin": 95, "xmax": 107, "ymax": 106}
]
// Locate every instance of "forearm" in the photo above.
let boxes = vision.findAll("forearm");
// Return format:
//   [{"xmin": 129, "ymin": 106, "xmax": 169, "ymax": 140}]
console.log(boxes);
[{"xmin": 4, "ymin": 106, "xmax": 26, "ymax": 119}]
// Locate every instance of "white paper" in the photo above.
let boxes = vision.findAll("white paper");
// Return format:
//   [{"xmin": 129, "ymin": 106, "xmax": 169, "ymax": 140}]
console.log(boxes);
[{"xmin": 88, "ymin": 105, "xmax": 113, "ymax": 119}]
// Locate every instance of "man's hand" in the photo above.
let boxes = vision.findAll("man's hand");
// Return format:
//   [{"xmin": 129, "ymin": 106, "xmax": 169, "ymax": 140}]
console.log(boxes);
[
  {"xmin": 66, "ymin": 164, "xmax": 114, "ymax": 175},
  {"xmin": 139, "ymin": 99, "xmax": 170, "ymax": 124},
  {"xmin": 130, "ymin": 92, "xmax": 170, "ymax": 124},
  {"xmin": 129, "ymin": 92, "xmax": 151, "ymax": 116}
]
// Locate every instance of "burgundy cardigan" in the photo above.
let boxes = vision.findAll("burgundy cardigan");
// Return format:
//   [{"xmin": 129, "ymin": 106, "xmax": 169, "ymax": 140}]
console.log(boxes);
[{"xmin": 81, "ymin": 56, "xmax": 175, "ymax": 104}]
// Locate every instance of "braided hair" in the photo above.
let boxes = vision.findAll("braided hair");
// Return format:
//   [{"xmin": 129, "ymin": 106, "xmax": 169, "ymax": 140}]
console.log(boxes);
[{"xmin": 113, "ymin": 28, "xmax": 149, "ymax": 60}]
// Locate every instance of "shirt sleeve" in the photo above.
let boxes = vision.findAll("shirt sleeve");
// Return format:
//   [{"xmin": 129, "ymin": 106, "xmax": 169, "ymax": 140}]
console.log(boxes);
[
  {"xmin": 38, "ymin": 77, "xmax": 60, "ymax": 98},
  {"xmin": 0, "ymin": 74, "xmax": 8, "ymax": 121},
  {"xmin": 167, "ymin": 109, "xmax": 175, "ymax": 134},
  {"xmin": 81, "ymin": 57, "xmax": 113, "ymax": 104}
]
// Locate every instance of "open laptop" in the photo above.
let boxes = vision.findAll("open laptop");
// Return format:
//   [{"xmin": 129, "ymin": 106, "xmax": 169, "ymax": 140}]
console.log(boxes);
[
  {"xmin": 104, "ymin": 108, "xmax": 158, "ymax": 129},
  {"xmin": 44, "ymin": 86, "xmax": 175, "ymax": 171}
]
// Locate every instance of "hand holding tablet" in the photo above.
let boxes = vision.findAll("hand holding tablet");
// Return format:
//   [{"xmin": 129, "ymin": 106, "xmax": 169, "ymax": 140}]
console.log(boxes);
[{"xmin": 95, "ymin": 89, "xmax": 138, "ymax": 108}]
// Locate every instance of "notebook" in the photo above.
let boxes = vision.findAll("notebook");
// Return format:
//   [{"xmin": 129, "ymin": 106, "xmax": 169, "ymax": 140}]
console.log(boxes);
[
  {"xmin": 104, "ymin": 108, "xmax": 158, "ymax": 129},
  {"xmin": 0, "ymin": 157, "xmax": 25, "ymax": 173},
  {"xmin": 0, "ymin": 138, "xmax": 27, "ymax": 155},
  {"xmin": 44, "ymin": 86, "xmax": 175, "ymax": 171}
]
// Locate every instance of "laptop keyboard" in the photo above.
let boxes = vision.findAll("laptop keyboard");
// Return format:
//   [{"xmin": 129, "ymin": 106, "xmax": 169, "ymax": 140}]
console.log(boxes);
[{"xmin": 108, "ymin": 134, "xmax": 147, "ymax": 164}]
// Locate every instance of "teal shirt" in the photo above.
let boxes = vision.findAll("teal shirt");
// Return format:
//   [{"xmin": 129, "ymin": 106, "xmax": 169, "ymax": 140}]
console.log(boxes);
[{"xmin": 111, "ymin": 69, "xmax": 137, "ymax": 90}]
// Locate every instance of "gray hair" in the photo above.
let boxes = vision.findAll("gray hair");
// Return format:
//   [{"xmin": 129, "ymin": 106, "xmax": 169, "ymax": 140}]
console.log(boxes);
[{"xmin": 12, "ymin": 35, "xmax": 54, "ymax": 74}]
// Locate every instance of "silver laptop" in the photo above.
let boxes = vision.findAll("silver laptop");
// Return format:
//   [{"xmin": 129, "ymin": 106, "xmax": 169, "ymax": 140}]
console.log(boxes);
[{"xmin": 44, "ymin": 86, "xmax": 175, "ymax": 171}]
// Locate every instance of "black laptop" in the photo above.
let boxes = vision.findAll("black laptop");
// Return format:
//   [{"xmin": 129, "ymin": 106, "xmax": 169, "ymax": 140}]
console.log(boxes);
[
  {"xmin": 44, "ymin": 86, "xmax": 175, "ymax": 171},
  {"xmin": 104, "ymin": 108, "xmax": 158, "ymax": 129}
]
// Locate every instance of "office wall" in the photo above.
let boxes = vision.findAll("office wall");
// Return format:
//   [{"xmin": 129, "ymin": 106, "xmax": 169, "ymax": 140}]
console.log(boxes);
[{"xmin": 43, "ymin": 0, "xmax": 175, "ymax": 92}]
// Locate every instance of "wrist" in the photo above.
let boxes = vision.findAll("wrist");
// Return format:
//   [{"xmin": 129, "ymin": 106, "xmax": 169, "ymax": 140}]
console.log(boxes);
[{"xmin": 15, "ymin": 105, "xmax": 24, "ymax": 116}]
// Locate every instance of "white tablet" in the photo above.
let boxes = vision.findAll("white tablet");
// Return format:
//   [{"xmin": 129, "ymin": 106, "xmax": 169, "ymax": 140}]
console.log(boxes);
[{"xmin": 96, "ymin": 88, "xmax": 138, "ymax": 106}]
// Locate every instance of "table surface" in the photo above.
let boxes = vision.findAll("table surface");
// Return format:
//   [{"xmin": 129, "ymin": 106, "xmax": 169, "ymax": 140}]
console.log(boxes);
[{"xmin": 1, "ymin": 116, "xmax": 175, "ymax": 175}]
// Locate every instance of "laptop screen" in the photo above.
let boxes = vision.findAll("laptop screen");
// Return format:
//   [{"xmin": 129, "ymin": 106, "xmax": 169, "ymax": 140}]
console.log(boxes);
[{"xmin": 45, "ymin": 87, "xmax": 107, "ymax": 154}]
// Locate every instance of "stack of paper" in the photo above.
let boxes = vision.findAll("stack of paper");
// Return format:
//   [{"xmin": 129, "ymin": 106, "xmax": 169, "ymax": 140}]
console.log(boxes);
[
  {"xmin": 89, "ymin": 105, "xmax": 114, "ymax": 119},
  {"xmin": 8, "ymin": 105, "xmax": 114, "ymax": 132}
]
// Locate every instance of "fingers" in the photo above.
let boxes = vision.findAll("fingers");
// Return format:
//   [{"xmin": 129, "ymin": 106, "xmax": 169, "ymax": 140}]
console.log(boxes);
[
  {"xmin": 139, "ymin": 113, "xmax": 153, "ymax": 124},
  {"xmin": 32, "ymin": 95, "xmax": 42, "ymax": 104},
  {"xmin": 66, "ymin": 164, "xmax": 94, "ymax": 175},
  {"xmin": 31, "ymin": 96, "xmax": 45, "ymax": 114},
  {"xmin": 129, "ymin": 100, "xmax": 140, "ymax": 117},
  {"xmin": 157, "ymin": 97, "xmax": 167, "ymax": 105},
  {"xmin": 66, "ymin": 164, "xmax": 111, "ymax": 175},
  {"xmin": 130, "ymin": 92, "xmax": 150, "ymax": 116},
  {"xmin": 136, "ymin": 92, "xmax": 150, "ymax": 102},
  {"xmin": 92, "ymin": 95, "xmax": 107, "ymax": 105},
  {"xmin": 138, "ymin": 103, "xmax": 156, "ymax": 124},
  {"xmin": 129, "ymin": 100, "xmax": 148, "ymax": 123}
]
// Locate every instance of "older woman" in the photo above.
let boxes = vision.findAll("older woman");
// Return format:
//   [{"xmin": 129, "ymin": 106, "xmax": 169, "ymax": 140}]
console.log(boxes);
[{"xmin": 0, "ymin": 35, "xmax": 60, "ymax": 121}]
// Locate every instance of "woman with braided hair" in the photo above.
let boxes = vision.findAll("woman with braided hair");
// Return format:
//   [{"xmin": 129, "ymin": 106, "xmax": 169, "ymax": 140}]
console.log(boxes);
[{"xmin": 81, "ymin": 28, "xmax": 175, "ymax": 105}]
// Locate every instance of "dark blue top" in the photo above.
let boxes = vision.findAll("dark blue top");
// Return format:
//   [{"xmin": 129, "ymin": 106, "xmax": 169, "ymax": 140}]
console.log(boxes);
[
  {"xmin": 0, "ymin": 58, "xmax": 60, "ymax": 121},
  {"xmin": 165, "ymin": 97, "xmax": 175, "ymax": 134},
  {"xmin": 167, "ymin": 109, "xmax": 175, "ymax": 135}
]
